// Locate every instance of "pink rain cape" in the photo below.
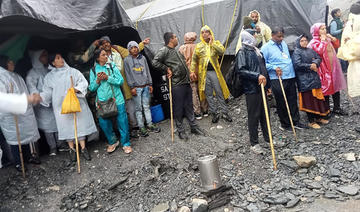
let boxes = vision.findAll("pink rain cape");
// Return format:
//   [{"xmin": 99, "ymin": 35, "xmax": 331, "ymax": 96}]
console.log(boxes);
[{"xmin": 308, "ymin": 23, "xmax": 347, "ymax": 96}]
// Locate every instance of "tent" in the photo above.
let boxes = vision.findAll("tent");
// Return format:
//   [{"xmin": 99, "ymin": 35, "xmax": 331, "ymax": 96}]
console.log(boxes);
[{"xmin": 126, "ymin": 0, "xmax": 328, "ymax": 55}]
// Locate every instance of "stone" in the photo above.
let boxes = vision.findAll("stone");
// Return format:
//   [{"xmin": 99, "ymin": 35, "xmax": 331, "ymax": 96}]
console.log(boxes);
[
  {"xmin": 246, "ymin": 203, "xmax": 259, "ymax": 212},
  {"xmin": 314, "ymin": 176, "xmax": 322, "ymax": 181},
  {"xmin": 337, "ymin": 185, "xmax": 359, "ymax": 196},
  {"xmin": 293, "ymin": 156, "xmax": 316, "ymax": 168},
  {"xmin": 343, "ymin": 153, "xmax": 356, "ymax": 161},
  {"xmin": 279, "ymin": 160, "xmax": 298, "ymax": 170},
  {"xmin": 285, "ymin": 198, "xmax": 300, "ymax": 208},
  {"xmin": 192, "ymin": 199, "xmax": 208, "ymax": 212},
  {"xmin": 328, "ymin": 167, "xmax": 341, "ymax": 177},
  {"xmin": 217, "ymin": 125, "xmax": 223, "ymax": 129},
  {"xmin": 170, "ymin": 200, "xmax": 177, "ymax": 212},
  {"xmin": 263, "ymin": 194, "xmax": 290, "ymax": 204},
  {"xmin": 177, "ymin": 206, "xmax": 190, "ymax": 212},
  {"xmin": 48, "ymin": 185, "xmax": 60, "ymax": 191},
  {"xmin": 151, "ymin": 202, "xmax": 169, "ymax": 212},
  {"xmin": 306, "ymin": 182, "xmax": 322, "ymax": 189},
  {"xmin": 79, "ymin": 204, "xmax": 88, "ymax": 209},
  {"xmin": 324, "ymin": 191, "xmax": 339, "ymax": 199}
]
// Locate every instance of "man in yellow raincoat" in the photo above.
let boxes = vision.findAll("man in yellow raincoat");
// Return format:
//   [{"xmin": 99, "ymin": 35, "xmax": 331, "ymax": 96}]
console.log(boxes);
[
  {"xmin": 337, "ymin": 2, "xmax": 360, "ymax": 133},
  {"xmin": 190, "ymin": 25, "xmax": 231, "ymax": 123}
]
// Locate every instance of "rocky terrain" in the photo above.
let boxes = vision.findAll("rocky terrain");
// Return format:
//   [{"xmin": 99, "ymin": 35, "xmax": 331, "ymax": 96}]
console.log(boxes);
[{"xmin": 1, "ymin": 91, "xmax": 360, "ymax": 212}]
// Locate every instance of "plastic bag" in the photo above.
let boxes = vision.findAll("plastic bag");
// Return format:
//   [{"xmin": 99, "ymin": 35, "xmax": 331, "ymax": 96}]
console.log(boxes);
[{"xmin": 61, "ymin": 87, "xmax": 81, "ymax": 114}]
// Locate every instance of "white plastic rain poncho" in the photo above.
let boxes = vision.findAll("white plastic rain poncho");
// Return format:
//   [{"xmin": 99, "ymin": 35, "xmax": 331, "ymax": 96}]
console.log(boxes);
[
  {"xmin": 26, "ymin": 50, "xmax": 57, "ymax": 133},
  {"xmin": 338, "ymin": 13, "xmax": 360, "ymax": 98},
  {"xmin": 0, "ymin": 67, "xmax": 40, "ymax": 145},
  {"xmin": 40, "ymin": 62, "xmax": 97, "ymax": 140}
]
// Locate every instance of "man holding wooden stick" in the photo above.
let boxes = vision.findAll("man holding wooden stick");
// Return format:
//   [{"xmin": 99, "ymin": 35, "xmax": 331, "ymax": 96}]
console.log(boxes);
[
  {"xmin": 235, "ymin": 27, "xmax": 271, "ymax": 154},
  {"xmin": 261, "ymin": 27, "xmax": 308, "ymax": 132},
  {"xmin": 153, "ymin": 32, "xmax": 205, "ymax": 141}
]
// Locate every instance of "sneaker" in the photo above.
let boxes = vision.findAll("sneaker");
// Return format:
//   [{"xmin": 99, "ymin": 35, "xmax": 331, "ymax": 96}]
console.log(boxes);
[
  {"xmin": 130, "ymin": 130, "xmax": 139, "ymax": 138},
  {"xmin": 69, "ymin": 148, "xmax": 77, "ymax": 162},
  {"xmin": 211, "ymin": 113, "xmax": 220, "ymax": 123},
  {"xmin": 279, "ymin": 125, "xmax": 292, "ymax": 132},
  {"xmin": 49, "ymin": 148, "xmax": 57, "ymax": 156},
  {"xmin": 58, "ymin": 142, "xmax": 69, "ymax": 152},
  {"xmin": 195, "ymin": 113, "xmax": 202, "ymax": 120},
  {"xmin": 81, "ymin": 147, "xmax": 91, "ymax": 161},
  {"xmin": 294, "ymin": 122, "xmax": 309, "ymax": 130},
  {"xmin": 191, "ymin": 126, "xmax": 206, "ymax": 136},
  {"xmin": 222, "ymin": 113, "xmax": 233, "ymax": 122},
  {"xmin": 29, "ymin": 155, "xmax": 41, "ymax": 164},
  {"xmin": 107, "ymin": 141, "xmax": 119, "ymax": 154},
  {"xmin": 333, "ymin": 108, "xmax": 348, "ymax": 116},
  {"xmin": 147, "ymin": 124, "xmax": 161, "ymax": 133},
  {"xmin": 140, "ymin": 127, "xmax": 149, "ymax": 137},
  {"xmin": 250, "ymin": 144, "xmax": 264, "ymax": 154},
  {"xmin": 308, "ymin": 122, "xmax": 321, "ymax": 129},
  {"xmin": 178, "ymin": 131, "xmax": 189, "ymax": 140},
  {"xmin": 203, "ymin": 111, "xmax": 209, "ymax": 117},
  {"xmin": 15, "ymin": 164, "xmax": 27, "ymax": 173}
]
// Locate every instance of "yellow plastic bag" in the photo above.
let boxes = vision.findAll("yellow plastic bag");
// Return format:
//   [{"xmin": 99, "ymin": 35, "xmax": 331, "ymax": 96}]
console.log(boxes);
[{"xmin": 61, "ymin": 87, "xmax": 81, "ymax": 114}]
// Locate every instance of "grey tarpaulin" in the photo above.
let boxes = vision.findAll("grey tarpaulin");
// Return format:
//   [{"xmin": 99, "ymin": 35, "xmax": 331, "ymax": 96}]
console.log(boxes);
[
  {"xmin": 0, "ymin": 0, "xmax": 133, "ymax": 37},
  {"xmin": 126, "ymin": 0, "xmax": 327, "ymax": 54}
]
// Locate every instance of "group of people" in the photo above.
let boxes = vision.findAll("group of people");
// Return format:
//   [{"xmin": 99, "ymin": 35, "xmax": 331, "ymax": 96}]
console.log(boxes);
[
  {"xmin": 236, "ymin": 9, "xmax": 351, "ymax": 153},
  {"xmin": 0, "ymin": 5, "xmax": 358, "ymax": 171}
]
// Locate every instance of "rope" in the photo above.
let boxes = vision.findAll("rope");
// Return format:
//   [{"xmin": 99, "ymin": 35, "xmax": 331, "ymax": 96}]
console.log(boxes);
[
  {"xmin": 219, "ymin": 0, "xmax": 238, "ymax": 69},
  {"xmin": 136, "ymin": 0, "xmax": 159, "ymax": 29},
  {"xmin": 201, "ymin": 0, "xmax": 205, "ymax": 26}
]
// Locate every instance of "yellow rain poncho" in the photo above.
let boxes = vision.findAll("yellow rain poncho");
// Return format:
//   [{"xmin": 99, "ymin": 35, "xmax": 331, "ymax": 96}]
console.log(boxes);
[
  {"xmin": 338, "ymin": 13, "xmax": 360, "ymax": 97},
  {"xmin": 190, "ymin": 25, "xmax": 230, "ymax": 101}
]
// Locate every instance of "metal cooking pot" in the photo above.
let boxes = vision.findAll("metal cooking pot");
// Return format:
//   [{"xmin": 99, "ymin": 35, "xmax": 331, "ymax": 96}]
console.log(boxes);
[{"xmin": 198, "ymin": 155, "xmax": 222, "ymax": 190}]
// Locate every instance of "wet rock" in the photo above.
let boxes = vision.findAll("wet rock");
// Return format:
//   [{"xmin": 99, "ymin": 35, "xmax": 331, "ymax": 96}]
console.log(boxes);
[
  {"xmin": 79, "ymin": 204, "xmax": 88, "ymax": 210},
  {"xmin": 314, "ymin": 176, "xmax": 322, "ymax": 181},
  {"xmin": 263, "ymin": 194, "xmax": 290, "ymax": 204},
  {"xmin": 279, "ymin": 160, "xmax": 298, "ymax": 170},
  {"xmin": 305, "ymin": 181, "xmax": 322, "ymax": 189},
  {"xmin": 177, "ymin": 206, "xmax": 190, "ymax": 212},
  {"xmin": 337, "ymin": 185, "xmax": 359, "ymax": 196},
  {"xmin": 328, "ymin": 167, "xmax": 341, "ymax": 177},
  {"xmin": 48, "ymin": 185, "xmax": 60, "ymax": 191},
  {"xmin": 246, "ymin": 203, "xmax": 259, "ymax": 212},
  {"xmin": 343, "ymin": 153, "xmax": 356, "ymax": 161},
  {"xmin": 151, "ymin": 202, "xmax": 169, "ymax": 212},
  {"xmin": 324, "ymin": 191, "xmax": 339, "ymax": 199},
  {"xmin": 285, "ymin": 198, "xmax": 300, "ymax": 208},
  {"xmin": 192, "ymin": 199, "xmax": 208, "ymax": 212},
  {"xmin": 293, "ymin": 156, "xmax": 316, "ymax": 168},
  {"xmin": 170, "ymin": 200, "xmax": 177, "ymax": 212}
]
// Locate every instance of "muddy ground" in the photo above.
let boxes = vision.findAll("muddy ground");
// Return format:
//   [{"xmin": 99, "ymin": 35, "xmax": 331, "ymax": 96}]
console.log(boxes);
[{"xmin": 1, "ymin": 91, "xmax": 360, "ymax": 212}]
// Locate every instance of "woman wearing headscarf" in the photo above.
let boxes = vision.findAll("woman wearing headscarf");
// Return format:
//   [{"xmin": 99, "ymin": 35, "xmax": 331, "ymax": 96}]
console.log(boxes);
[
  {"xmin": 0, "ymin": 55, "xmax": 41, "ymax": 172},
  {"xmin": 40, "ymin": 53, "xmax": 97, "ymax": 161},
  {"xmin": 26, "ymin": 50, "xmax": 58, "ymax": 156},
  {"xmin": 89, "ymin": 49, "xmax": 132, "ymax": 154},
  {"xmin": 293, "ymin": 35, "xmax": 330, "ymax": 129},
  {"xmin": 308, "ymin": 23, "xmax": 347, "ymax": 116},
  {"xmin": 235, "ymin": 28, "xmax": 270, "ymax": 154}
]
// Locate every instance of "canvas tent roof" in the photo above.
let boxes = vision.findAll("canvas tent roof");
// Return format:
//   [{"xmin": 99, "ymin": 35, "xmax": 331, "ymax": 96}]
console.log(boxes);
[{"xmin": 126, "ymin": 0, "xmax": 328, "ymax": 54}]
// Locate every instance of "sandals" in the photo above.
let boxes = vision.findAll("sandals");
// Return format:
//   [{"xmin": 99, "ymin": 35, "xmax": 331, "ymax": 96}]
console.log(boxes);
[
  {"xmin": 107, "ymin": 141, "xmax": 119, "ymax": 153},
  {"xmin": 316, "ymin": 118, "xmax": 329, "ymax": 125},
  {"xmin": 122, "ymin": 146, "xmax": 132, "ymax": 154},
  {"xmin": 308, "ymin": 122, "xmax": 321, "ymax": 129}
]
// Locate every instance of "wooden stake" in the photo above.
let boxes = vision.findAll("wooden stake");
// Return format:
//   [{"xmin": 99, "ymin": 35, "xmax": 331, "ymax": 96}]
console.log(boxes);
[
  {"xmin": 70, "ymin": 76, "xmax": 81, "ymax": 173},
  {"xmin": 278, "ymin": 77, "xmax": 298, "ymax": 142},
  {"xmin": 261, "ymin": 84, "xmax": 277, "ymax": 170},
  {"xmin": 168, "ymin": 77, "xmax": 174, "ymax": 142},
  {"xmin": 10, "ymin": 83, "xmax": 26, "ymax": 178}
]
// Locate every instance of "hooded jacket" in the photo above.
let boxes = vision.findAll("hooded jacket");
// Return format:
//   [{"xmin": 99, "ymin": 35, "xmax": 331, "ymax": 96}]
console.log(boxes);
[
  {"xmin": 292, "ymin": 36, "xmax": 322, "ymax": 92},
  {"xmin": 26, "ymin": 50, "xmax": 57, "ymax": 133},
  {"xmin": 337, "ymin": 13, "xmax": 360, "ymax": 97},
  {"xmin": 236, "ymin": 30, "xmax": 270, "ymax": 94},
  {"xmin": 190, "ymin": 25, "xmax": 230, "ymax": 101},
  {"xmin": 308, "ymin": 23, "xmax": 347, "ymax": 96},
  {"xmin": 235, "ymin": 10, "xmax": 272, "ymax": 53},
  {"xmin": 0, "ymin": 67, "xmax": 40, "ymax": 145}
]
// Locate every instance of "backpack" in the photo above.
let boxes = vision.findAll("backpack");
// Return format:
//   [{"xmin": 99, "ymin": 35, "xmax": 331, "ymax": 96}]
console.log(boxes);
[{"xmin": 225, "ymin": 59, "xmax": 243, "ymax": 98}]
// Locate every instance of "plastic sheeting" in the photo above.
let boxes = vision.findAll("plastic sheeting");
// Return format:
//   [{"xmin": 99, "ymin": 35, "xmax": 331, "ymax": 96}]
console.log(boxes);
[
  {"xmin": 126, "ymin": 0, "xmax": 327, "ymax": 54},
  {"xmin": 0, "ymin": 0, "xmax": 133, "ymax": 37}
]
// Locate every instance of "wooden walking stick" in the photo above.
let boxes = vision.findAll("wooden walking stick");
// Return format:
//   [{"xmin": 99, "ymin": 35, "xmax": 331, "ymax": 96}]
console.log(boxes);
[
  {"xmin": 61, "ymin": 76, "xmax": 81, "ymax": 173},
  {"xmin": 10, "ymin": 83, "xmax": 26, "ymax": 178},
  {"xmin": 278, "ymin": 76, "xmax": 298, "ymax": 142},
  {"xmin": 168, "ymin": 77, "xmax": 174, "ymax": 142},
  {"xmin": 261, "ymin": 83, "xmax": 277, "ymax": 170}
]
